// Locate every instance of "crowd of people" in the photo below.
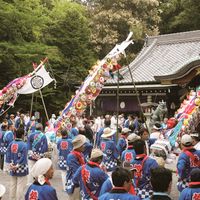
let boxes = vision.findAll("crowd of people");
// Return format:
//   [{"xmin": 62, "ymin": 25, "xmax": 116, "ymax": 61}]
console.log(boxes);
[{"xmin": 0, "ymin": 111, "xmax": 200, "ymax": 200}]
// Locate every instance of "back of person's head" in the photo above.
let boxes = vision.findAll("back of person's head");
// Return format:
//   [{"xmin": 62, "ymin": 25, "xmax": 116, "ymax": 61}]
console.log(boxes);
[
  {"xmin": 112, "ymin": 167, "xmax": 131, "ymax": 187},
  {"xmin": 132, "ymin": 139, "xmax": 145, "ymax": 154},
  {"xmin": 190, "ymin": 168, "xmax": 200, "ymax": 182},
  {"xmin": 61, "ymin": 129, "xmax": 68, "ymax": 137},
  {"xmin": 150, "ymin": 167, "xmax": 172, "ymax": 192},
  {"xmin": 16, "ymin": 128, "xmax": 24, "ymax": 139},
  {"xmin": 104, "ymin": 119, "xmax": 111, "ymax": 127},
  {"xmin": 36, "ymin": 123, "xmax": 43, "ymax": 131}
]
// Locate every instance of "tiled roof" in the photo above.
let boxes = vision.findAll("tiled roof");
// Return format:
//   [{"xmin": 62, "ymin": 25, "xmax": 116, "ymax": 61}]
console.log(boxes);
[{"xmin": 107, "ymin": 30, "xmax": 200, "ymax": 85}]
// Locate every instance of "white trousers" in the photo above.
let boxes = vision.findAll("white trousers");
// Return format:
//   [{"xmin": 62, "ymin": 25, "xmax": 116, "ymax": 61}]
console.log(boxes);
[
  {"xmin": 60, "ymin": 170, "xmax": 66, "ymax": 191},
  {"xmin": 27, "ymin": 159, "xmax": 36, "ymax": 184},
  {"xmin": 10, "ymin": 175, "xmax": 27, "ymax": 200}
]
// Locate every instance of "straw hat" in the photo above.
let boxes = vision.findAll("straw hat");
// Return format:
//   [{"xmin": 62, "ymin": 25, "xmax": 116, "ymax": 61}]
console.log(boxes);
[
  {"xmin": 90, "ymin": 148, "xmax": 103, "ymax": 159},
  {"xmin": 0, "ymin": 184, "xmax": 6, "ymax": 197},
  {"xmin": 101, "ymin": 127, "xmax": 115, "ymax": 138},
  {"xmin": 72, "ymin": 134, "xmax": 86, "ymax": 150}
]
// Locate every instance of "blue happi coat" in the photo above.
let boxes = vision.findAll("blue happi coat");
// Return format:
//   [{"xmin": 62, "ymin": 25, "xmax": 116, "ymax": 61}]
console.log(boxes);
[
  {"xmin": 117, "ymin": 136, "xmax": 128, "ymax": 156},
  {"xmin": 73, "ymin": 161, "xmax": 108, "ymax": 199},
  {"xmin": 121, "ymin": 148, "xmax": 136, "ymax": 165},
  {"xmin": 177, "ymin": 148, "xmax": 200, "ymax": 192},
  {"xmin": 131, "ymin": 154, "xmax": 158, "ymax": 199},
  {"xmin": 99, "ymin": 177, "xmax": 113, "ymax": 196},
  {"xmin": 0, "ymin": 130, "xmax": 6, "ymax": 155},
  {"xmin": 6, "ymin": 139, "xmax": 28, "ymax": 176},
  {"xmin": 179, "ymin": 183, "xmax": 200, "ymax": 200},
  {"xmin": 25, "ymin": 182, "xmax": 58, "ymax": 200},
  {"xmin": 2, "ymin": 130, "xmax": 14, "ymax": 154},
  {"xmin": 69, "ymin": 127, "xmax": 79, "ymax": 139},
  {"xmin": 27, "ymin": 130, "xmax": 48, "ymax": 161},
  {"xmin": 99, "ymin": 188, "xmax": 140, "ymax": 200},
  {"xmin": 100, "ymin": 138, "xmax": 119, "ymax": 172},
  {"xmin": 66, "ymin": 151, "xmax": 85, "ymax": 194},
  {"xmin": 57, "ymin": 137, "xmax": 73, "ymax": 170}
]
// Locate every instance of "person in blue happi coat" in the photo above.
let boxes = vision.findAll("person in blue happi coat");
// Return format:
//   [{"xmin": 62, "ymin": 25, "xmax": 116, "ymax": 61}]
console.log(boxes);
[
  {"xmin": 131, "ymin": 139, "xmax": 158, "ymax": 199},
  {"xmin": 66, "ymin": 134, "xmax": 86, "ymax": 200},
  {"xmin": 25, "ymin": 158, "xmax": 58, "ymax": 200},
  {"xmin": 57, "ymin": 128, "xmax": 73, "ymax": 191},
  {"xmin": 117, "ymin": 128, "xmax": 131, "ymax": 156},
  {"xmin": 179, "ymin": 168, "xmax": 200, "ymax": 200},
  {"xmin": 0, "ymin": 122, "xmax": 8, "ymax": 170},
  {"xmin": 177, "ymin": 134, "xmax": 200, "ymax": 192},
  {"xmin": 95, "ymin": 119, "xmax": 111, "ymax": 148},
  {"xmin": 121, "ymin": 133, "xmax": 140, "ymax": 166},
  {"xmin": 73, "ymin": 148, "xmax": 109, "ymax": 200},
  {"xmin": 6, "ymin": 128, "xmax": 28, "ymax": 200},
  {"xmin": 27, "ymin": 123, "xmax": 48, "ymax": 184},
  {"xmin": 99, "ymin": 167, "xmax": 139, "ymax": 200},
  {"xmin": 100, "ymin": 127, "xmax": 119, "ymax": 173}
]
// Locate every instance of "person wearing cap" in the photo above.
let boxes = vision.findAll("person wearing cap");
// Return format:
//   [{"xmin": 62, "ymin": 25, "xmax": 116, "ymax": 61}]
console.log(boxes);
[
  {"xmin": 99, "ymin": 167, "xmax": 140, "ymax": 200},
  {"xmin": 73, "ymin": 148, "xmax": 109, "ymax": 200},
  {"xmin": 27, "ymin": 123, "xmax": 48, "ymax": 184},
  {"xmin": 6, "ymin": 128, "xmax": 28, "ymax": 200},
  {"xmin": 100, "ymin": 127, "xmax": 119, "ymax": 173},
  {"xmin": 190, "ymin": 132, "xmax": 200, "ymax": 150},
  {"xmin": 177, "ymin": 134, "xmax": 200, "ymax": 192},
  {"xmin": 150, "ymin": 122, "xmax": 164, "ymax": 140},
  {"xmin": 117, "ymin": 128, "xmax": 131, "ymax": 156},
  {"xmin": 25, "ymin": 158, "xmax": 58, "ymax": 200},
  {"xmin": 131, "ymin": 139, "xmax": 158, "ymax": 199},
  {"xmin": 0, "ymin": 184, "xmax": 6, "ymax": 199},
  {"xmin": 179, "ymin": 168, "xmax": 200, "ymax": 200},
  {"xmin": 57, "ymin": 129, "xmax": 73, "ymax": 191},
  {"xmin": 66, "ymin": 134, "xmax": 86, "ymax": 199},
  {"xmin": 121, "ymin": 133, "xmax": 140, "ymax": 166}
]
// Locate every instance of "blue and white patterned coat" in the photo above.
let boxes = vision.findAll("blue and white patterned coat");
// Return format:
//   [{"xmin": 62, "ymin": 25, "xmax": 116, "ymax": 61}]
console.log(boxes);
[
  {"xmin": 25, "ymin": 182, "xmax": 58, "ymax": 200},
  {"xmin": 27, "ymin": 130, "xmax": 48, "ymax": 161},
  {"xmin": 6, "ymin": 139, "xmax": 28, "ymax": 176},
  {"xmin": 73, "ymin": 162, "xmax": 109, "ymax": 199},
  {"xmin": 57, "ymin": 137, "xmax": 73, "ymax": 170},
  {"xmin": 100, "ymin": 138, "xmax": 119, "ymax": 172}
]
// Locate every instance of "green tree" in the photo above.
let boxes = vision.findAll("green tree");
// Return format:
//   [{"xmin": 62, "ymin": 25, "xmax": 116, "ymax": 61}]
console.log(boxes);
[
  {"xmin": 159, "ymin": 0, "xmax": 200, "ymax": 34},
  {"xmin": 87, "ymin": 0, "xmax": 160, "ymax": 58}
]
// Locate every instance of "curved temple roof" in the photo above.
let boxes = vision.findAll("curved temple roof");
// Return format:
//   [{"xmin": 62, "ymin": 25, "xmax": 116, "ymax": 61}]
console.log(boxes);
[{"xmin": 107, "ymin": 30, "xmax": 200, "ymax": 85}]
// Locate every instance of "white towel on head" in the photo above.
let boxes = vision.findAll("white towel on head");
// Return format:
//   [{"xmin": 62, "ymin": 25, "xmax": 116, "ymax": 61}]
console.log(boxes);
[{"xmin": 31, "ymin": 158, "xmax": 52, "ymax": 178}]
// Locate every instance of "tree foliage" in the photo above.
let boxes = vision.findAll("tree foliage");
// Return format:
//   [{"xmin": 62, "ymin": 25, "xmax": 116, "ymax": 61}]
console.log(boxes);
[
  {"xmin": 87, "ymin": 0, "xmax": 160, "ymax": 58},
  {"xmin": 159, "ymin": 0, "xmax": 200, "ymax": 34}
]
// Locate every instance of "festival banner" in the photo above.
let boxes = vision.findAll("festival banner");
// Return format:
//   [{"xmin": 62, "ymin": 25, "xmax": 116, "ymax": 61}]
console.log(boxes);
[
  {"xmin": 18, "ymin": 66, "xmax": 54, "ymax": 94},
  {"xmin": 56, "ymin": 32, "xmax": 133, "ymax": 130}
]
